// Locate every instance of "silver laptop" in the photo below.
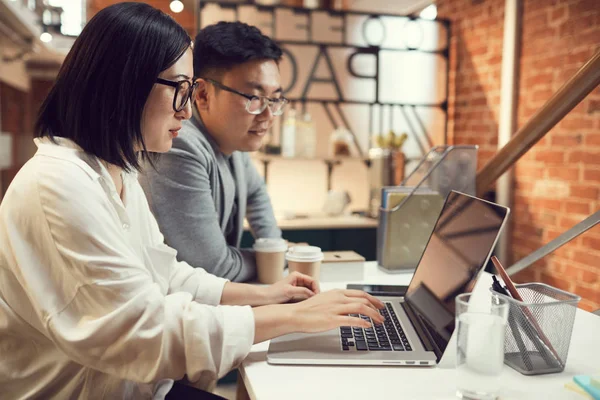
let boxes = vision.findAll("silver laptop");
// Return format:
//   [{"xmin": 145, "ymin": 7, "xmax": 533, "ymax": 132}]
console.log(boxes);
[{"xmin": 267, "ymin": 191, "xmax": 510, "ymax": 366}]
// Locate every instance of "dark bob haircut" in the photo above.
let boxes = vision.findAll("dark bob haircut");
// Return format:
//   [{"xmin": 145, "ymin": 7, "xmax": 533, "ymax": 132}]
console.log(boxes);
[
  {"xmin": 193, "ymin": 21, "xmax": 282, "ymax": 79},
  {"xmin": 35, "ymin": 2, "xmax": 191, "ymax": 172}
]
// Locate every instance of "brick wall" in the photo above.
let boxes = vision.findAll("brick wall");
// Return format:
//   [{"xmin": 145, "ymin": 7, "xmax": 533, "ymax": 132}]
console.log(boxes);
[
  {"xmin": 438, "ymin": 0, "xmax": 505, "ymax": 169},
  {"xmin": 437, "ymin": 0, "xmax": 600, "ymax": 311},
  {"xmin": 88, "ymin": 0, "xmax": 196, "ymax": 37}
]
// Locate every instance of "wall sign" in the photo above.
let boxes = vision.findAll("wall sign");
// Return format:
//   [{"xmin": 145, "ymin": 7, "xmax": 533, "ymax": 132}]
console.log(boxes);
[{"xmin": 198, "ymin": 0, "xmax": 450, "ymax": 158}]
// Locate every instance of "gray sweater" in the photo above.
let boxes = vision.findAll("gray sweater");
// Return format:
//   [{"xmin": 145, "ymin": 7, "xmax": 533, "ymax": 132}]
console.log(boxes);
[{"xmin": 139, "ymin": 113, "xmax": 281, "ymax": 282}]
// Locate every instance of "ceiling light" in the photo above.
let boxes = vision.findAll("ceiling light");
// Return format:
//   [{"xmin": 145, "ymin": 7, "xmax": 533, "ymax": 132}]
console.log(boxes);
[
  {"xmin": 169, "ymin": 0, "xmax": 184, "ymax": 13},
  {"xmin": 40, "ymin": 32, "xmax": 53, "ymax": 43},
  {"xmin": 419, "ymin": 4, "xmax": 437, "ymax": 20}
]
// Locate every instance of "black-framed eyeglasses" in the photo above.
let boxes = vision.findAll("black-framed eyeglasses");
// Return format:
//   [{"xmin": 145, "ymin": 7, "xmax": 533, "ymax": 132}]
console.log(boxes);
[
  {"xmin": 156, "ymin": 78, "xmax": 199, "ymax": 112},
  {"xmin": 202, "ymin": 78, "xmax": 288, "ymax": 116}
]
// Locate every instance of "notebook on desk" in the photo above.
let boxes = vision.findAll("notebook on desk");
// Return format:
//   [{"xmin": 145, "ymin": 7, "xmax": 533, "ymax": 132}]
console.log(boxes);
[{"xmin": 267, "ymin": 191, "xmax": 510, "ymax": 366}]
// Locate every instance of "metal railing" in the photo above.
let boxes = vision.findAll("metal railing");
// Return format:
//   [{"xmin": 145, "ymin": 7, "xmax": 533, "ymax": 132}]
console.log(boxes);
[
  {"xmin": 476, "ymin": 50, "xmax": 600, "ymax": 196},
  {"xmin": 473, "ymin": 50, "xmax": 600, "ymax": 276}
]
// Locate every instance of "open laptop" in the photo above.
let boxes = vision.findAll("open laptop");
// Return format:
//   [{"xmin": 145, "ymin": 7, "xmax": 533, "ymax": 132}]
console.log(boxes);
[{"xmin": 267, "ymin": 191, "xmax": 510, "ymax": 366}]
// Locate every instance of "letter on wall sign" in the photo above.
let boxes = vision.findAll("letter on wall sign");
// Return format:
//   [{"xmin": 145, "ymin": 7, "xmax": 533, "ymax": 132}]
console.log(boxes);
[
  {"xmin": 311, "ymin": 11, "xmax": 343, "ymax": 44},
  {"xmin": 302, "ymin": 46, "xmax": 343, "ymax": 101},
  {"xmin": 275, "ymin": 8, "xmax": 309, "ymax": 42},
  {"xmin": 239, "ymin": 5, "xmax": 274, "ymax": 38}
]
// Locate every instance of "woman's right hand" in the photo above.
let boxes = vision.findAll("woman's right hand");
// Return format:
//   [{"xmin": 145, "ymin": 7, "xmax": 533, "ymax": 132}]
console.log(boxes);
[
  {"xmin": 252, "ymin": 289, "xmax": 385, "ymax": 344},
  {"xmin": 289, "ymin": 289, "xmax": 385, "ymax": 333}
]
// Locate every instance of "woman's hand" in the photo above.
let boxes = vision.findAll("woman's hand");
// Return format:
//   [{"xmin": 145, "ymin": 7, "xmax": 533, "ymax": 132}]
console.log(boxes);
[
  {"xmin": 263, "ymin": 271, "xmax": 320, "ymax": 305},
  {"xmin": 289, "ymin": 289, "xmax": 385, "ymax": 333},
  {"xmin": 252, "ymin": 289, "xmax": 385, "ymax": 343}
]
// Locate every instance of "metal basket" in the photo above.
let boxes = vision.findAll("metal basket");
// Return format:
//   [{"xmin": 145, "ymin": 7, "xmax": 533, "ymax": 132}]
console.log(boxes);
[{"xmin": 495, "ymin": 282, "xmax": 581, "ymax": 375}]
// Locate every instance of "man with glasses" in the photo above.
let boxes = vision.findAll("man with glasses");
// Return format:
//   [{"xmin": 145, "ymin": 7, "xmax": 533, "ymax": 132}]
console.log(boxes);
[{"xmin": 140, "ymin": 21, "xmax": 286, "ymax": 282}]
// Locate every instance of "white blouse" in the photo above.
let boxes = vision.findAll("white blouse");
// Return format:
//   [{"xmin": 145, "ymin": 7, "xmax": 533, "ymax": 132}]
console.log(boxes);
[{"xmin": 0, "ymin": 137, "xmax": 255, "ymax": 399}]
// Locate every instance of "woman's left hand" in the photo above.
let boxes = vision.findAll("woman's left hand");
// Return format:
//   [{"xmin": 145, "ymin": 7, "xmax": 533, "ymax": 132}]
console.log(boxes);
[{"xmin": 263, "ymin": 272, "xmax": 320, "ymax": 304}]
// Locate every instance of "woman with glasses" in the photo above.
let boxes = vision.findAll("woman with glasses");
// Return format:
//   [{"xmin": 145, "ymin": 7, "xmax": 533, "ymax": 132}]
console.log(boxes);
[{"xmin": 0, "ymin": 3, "xmax": 383, "ymax": 399}]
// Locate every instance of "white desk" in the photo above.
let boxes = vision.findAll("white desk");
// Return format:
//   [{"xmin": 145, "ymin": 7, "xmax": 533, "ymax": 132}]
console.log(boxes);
[{"xmin": 238, "ymin": 262, "xmax": 600, "ymax": 400}]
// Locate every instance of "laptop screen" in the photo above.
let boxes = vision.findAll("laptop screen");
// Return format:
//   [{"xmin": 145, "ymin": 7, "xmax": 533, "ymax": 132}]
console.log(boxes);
[{"xmin": 404, "ymin": 191, "xmax": 509, "ymax": 357}]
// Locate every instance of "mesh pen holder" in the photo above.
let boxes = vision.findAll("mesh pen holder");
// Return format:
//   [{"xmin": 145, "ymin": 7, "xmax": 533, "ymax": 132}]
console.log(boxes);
[{"xmin": 495, "ymin": 283, "xmax": 581, "ymax": 375}]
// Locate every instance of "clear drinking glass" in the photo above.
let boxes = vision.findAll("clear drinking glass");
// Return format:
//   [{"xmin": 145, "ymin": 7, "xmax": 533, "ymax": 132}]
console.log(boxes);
[{"xmin": 455, "ymin": 292, "xmax": 509, "ymax": 400}]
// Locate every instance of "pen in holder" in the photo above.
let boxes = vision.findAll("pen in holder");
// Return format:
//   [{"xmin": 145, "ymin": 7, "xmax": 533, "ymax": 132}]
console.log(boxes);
[{"xmin": 492, "ymin": 283, "xmax": 581, "ymax": 375}]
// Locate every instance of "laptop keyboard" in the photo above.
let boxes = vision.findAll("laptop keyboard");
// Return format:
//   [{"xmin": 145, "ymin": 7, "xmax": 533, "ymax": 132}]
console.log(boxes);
[{"xmin": 339, "ymin": 302, "xmax": 413, "ymax": 352}]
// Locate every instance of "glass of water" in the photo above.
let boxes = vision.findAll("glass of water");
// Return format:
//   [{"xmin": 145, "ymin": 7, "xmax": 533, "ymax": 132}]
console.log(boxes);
[{"xmin": 455, "ymin": 292, "xmax": 509, "ymax": 400}]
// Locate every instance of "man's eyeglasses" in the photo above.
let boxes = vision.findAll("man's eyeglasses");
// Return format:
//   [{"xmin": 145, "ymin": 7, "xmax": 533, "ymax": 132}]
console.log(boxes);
[
  {"xmin": 156, "ymin": 78, "xmax": 199, "ymax": 112},
  {"xmin": 202, "ymin": 78, "xmax": 288, "ymax": 116}
]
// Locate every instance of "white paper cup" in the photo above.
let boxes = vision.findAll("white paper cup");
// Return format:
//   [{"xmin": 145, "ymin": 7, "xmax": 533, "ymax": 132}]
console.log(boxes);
[
  {"xmin": 253, "ymin": 238, "xmax": 287, "ymax": 284},
  {"xmin": 286, "ymin": 246, "xmax": 324, "ymax": 280}
]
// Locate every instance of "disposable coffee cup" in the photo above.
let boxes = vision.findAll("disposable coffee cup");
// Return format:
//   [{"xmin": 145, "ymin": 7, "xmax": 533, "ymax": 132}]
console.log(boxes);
[
  {"xmin": 253, "ymin": 238, "xmax": 288, "ymax": 284},
  {"xmin": 286, "ymin": 246, "xmax": 324, "ymax": 280}
]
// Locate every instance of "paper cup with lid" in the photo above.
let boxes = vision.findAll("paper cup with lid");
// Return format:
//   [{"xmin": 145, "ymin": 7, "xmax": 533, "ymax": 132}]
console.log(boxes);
[
  {"xmin": 253, "ymin": 238, "xmax": 288, "ymax": 284},
  {"xmin": 286, "ymin": 246, "xmax": 324, "ymax": 280}
]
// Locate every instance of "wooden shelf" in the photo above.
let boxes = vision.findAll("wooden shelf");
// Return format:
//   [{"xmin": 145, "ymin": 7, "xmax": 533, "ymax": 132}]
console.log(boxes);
[
  {"xmin": 244, "ymin": 215, "xmax": 378, "ymax": 231},
  {"xmin": 251, "ymin": 154, "xmax": 368, "ymax": 163}
]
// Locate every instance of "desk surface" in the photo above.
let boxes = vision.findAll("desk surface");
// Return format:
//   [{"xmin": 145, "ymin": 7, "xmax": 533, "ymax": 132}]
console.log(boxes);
[{"xmin": 239, "ymin": 262, "xmax": 600, "ymax": 400}]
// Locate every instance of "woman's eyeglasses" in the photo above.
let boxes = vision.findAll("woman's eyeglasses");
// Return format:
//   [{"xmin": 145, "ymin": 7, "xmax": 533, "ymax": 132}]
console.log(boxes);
[
  {"xmin": 202, "ymin": 78, "xmax": 288, "ymax": 116},
  {"xmin": 156, "ymin": 78, "xmax": 199, "ymax": 112}
]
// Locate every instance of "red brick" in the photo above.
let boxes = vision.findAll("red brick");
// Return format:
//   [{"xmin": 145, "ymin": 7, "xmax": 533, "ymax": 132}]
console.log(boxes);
[
  {"xmin": 589, "ymin": 100, "xmax": 600, "ymax": 114},
  {"xmin": 570, "ymin": 184, "xmax": 600, "ymax": 201},
  {"xmin": 565, "ymin": 200, "xmax": 592, "ymax": 215},
  {"xmin": 562, "ymin": 265, "xmax": 583, "ymax": 281},
  {"xmin": 575, "ymin": 29, "xmax": 600, "ymax": 50},
  {"xmin": 440, "ymin": 0, "xmax": 599, "ymax": 296},
  {"xmin": 550, "ymin": 134, "xmax": 583, "ymax": 146},
  {"xmin": 557, "ymin": 117, "xmax": 594, "ymax": 131},
  {"xmin": 559, "ymin": 215, "xmax": 584, "ymax": 230},
  {"xmin": 574, "ymin": 285, "xmax": 600, "ymax": 304},
  {"xmin": 567, "ymin": 0, "xmax": 599, "ymax": 22},
  {"xmin": 572, "ymin": 250, "xmax": 600, "ymax": 267},
  {"xmin": 568, "ymin": 151, "xmax": 600, "ymax": 165},
  {"xmin": 581, "ymin": 270, "xmax": 599, "ymax": 284},
  {"xmin": 517, "ymin": 166, "xmax": 546, "ymax": 179},
  {"xmin": 512, "ymin": 268, "xmax": 536, "ymax": 284},
  {"xmin": 470, "ymin": 44, "xmax": 489, "ymax": 57},
  {"xmin": 514, "ymin": 223, "xmax": 544, "ymax": 238},
  {"xmin": 549, "ymin": 5, "xmax": 568, "ymax": 25},
  {"xmin": 548, "ymin": 166, "xmax": 579, "ymax": 180},
  {"xmin": 537, "ymin": 211, "xmax": 558, "ymax": 226},
  {"xmin": 535, "ymin": 198, "xmax": 563, "ymax": 212},
  {"xmin": 541, "ymin": 273, "xmax": 573, "ymax": 292},
  {"xmin": 553, "ymin": 245, "xmax": 572, "ymax": 259},
  {"xmin": 582, "ymin": 237, "xmax": 600, "ymax": 251},
  {"xmin": 524, "ymin": 11, "xmax": 549, "ymax": 28},
  {"xmin": 535, "ymin": 150, "xmax": 565, "ymax": 163},
  {"xmin": 558, "ymin": 13, "xmax": 596, "ymax": 37},
  {"xmin": 532, "ymin": 54, "xmax": 565, "ymax": 70},
  {"xmin": 585, "ymin": 134, "xmax": 600, "ymax": 146},
  {"xmin": 583, "ymin": 168, "xmax": 600, "ymax": 183},
  {"xmin": 512, "ymin": 235, "xmax": 544, "ymax": 253}
]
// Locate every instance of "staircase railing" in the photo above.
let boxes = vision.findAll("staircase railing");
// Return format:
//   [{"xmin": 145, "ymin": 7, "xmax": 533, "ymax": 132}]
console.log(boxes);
[
  {"xmin": 472, "ymin": 50, "xmax": 600, "ymax": 275},
  {"xmin": 476, "ymin": 50, "xmax": 600, "ymax": 196}
]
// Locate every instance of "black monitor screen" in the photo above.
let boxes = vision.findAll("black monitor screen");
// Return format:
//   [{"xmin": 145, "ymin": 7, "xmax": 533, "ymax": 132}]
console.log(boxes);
[{"xmin": 404, "ymin": 191, "xmax": 509, "ymax": 357}]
